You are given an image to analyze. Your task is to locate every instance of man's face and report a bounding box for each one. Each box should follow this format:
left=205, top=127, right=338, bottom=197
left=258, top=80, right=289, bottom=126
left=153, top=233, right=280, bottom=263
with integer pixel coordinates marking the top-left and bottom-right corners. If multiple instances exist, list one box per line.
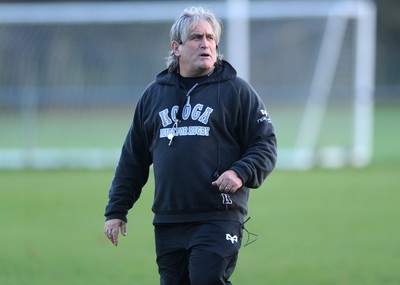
left=173, top=21, right=217, bottom=77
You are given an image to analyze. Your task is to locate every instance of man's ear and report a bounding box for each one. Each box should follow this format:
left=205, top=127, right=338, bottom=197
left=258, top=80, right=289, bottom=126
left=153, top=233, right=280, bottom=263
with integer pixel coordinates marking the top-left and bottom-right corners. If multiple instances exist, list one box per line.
left=171, top=41, right=181, bottom=57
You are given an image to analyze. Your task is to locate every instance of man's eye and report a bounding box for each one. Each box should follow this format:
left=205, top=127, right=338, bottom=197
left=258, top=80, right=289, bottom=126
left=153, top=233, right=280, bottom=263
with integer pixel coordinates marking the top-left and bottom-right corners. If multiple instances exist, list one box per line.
left=190, top=34, right=215, bottom=41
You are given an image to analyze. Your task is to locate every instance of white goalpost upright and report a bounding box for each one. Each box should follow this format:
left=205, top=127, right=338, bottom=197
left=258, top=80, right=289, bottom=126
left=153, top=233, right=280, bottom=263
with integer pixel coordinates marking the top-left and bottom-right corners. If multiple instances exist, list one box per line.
left=0, top=0, right=376, bottom=169
left=288, top=1, right=376, bottom=169
left=224, top=0, right=376, bottom=169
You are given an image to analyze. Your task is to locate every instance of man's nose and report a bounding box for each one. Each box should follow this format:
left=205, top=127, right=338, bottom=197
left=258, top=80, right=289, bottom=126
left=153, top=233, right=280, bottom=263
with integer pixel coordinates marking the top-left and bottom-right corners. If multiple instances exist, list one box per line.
left=200, top=37, right=209, bottom=48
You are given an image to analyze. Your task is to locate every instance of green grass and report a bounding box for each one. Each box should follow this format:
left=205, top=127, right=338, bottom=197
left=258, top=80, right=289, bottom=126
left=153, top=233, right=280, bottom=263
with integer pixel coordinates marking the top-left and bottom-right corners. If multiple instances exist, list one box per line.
left=1, top=165, right=399, bottom=285
left=1, top=104, right=399, bottom=284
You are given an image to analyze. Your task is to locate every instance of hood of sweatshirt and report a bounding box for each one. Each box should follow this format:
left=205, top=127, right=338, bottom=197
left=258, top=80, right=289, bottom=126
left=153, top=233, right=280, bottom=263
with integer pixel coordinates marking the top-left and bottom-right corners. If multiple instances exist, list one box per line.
left=155, top=60, right=237, bottom=86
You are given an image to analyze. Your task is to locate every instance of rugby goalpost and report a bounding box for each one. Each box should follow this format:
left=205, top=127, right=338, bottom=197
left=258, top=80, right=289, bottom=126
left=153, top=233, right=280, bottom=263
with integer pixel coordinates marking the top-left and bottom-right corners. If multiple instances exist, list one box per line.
left=0, top=0, right=376, bottom=169
left=226, top=0, right=376, bottom=169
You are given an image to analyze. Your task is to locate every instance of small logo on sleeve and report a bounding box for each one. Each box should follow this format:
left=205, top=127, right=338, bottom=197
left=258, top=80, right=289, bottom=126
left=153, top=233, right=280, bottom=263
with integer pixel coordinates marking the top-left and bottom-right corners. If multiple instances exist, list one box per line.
left=257, top=109, right=271, bottom=123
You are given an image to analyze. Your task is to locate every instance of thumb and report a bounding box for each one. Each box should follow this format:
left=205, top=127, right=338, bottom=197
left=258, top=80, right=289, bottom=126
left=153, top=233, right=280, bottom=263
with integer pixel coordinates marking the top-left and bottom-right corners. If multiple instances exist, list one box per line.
left=211, top=178, right=221, bottom=187
left=121, top=222, right=127, bottom=236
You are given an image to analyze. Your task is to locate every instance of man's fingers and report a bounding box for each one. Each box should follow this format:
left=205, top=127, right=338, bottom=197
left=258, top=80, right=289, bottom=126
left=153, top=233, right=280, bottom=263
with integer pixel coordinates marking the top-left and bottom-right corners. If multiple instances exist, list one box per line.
left=111, top=227, right=118, bottom=246
left=212, top=176, right=233, bottom=192
left=106, top=227, right=118, bottom=246
left=104, top=219, right=126, bottom=246
left=212, top=170, right=243, bottom=193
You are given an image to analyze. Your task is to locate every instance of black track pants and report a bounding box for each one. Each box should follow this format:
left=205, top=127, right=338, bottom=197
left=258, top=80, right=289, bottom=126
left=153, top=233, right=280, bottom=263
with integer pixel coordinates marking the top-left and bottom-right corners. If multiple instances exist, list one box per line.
left=155, top=221, right=243, bottom=285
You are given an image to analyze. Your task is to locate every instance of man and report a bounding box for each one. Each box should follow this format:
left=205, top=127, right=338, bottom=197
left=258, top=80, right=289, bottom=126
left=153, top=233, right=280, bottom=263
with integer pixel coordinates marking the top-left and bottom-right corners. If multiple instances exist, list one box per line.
left=104, top=6, right=277, bottom=285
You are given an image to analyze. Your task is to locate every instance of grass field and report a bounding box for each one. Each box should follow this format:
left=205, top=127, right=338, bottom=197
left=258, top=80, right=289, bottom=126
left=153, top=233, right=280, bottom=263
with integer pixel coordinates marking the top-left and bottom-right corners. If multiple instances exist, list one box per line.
left=1, top=104, right=399, bottom=284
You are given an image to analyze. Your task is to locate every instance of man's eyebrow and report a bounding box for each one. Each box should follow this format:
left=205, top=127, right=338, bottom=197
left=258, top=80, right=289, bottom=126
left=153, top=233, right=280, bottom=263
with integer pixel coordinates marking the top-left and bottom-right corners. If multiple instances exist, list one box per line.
left=190, top=32, right=215, bottom=38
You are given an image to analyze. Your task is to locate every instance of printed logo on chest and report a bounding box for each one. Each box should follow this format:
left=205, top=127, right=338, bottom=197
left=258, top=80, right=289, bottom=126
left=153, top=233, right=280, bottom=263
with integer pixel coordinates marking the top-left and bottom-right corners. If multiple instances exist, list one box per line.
left=158, top=103, right=214, bottom=139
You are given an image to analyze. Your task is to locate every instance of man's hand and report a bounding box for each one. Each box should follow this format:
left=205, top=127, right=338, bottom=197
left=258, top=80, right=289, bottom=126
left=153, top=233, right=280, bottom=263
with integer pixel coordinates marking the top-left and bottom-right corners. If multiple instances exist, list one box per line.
left=211, top=170, right=243, bottom=194
left=104, top=219, right=126, bottom=246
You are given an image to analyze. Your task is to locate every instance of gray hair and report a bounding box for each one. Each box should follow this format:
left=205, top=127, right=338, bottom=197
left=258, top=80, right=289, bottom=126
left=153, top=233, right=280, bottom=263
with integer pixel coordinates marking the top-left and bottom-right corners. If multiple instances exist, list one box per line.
left=166, top=7, right=223, bottom=72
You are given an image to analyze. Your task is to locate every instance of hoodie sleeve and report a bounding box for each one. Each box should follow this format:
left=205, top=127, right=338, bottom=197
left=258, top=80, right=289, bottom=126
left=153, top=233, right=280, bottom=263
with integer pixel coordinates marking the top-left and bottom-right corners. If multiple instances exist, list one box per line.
left=230, top=79, right=277, bottom=189
left=104, top=95, right=152, bottom=222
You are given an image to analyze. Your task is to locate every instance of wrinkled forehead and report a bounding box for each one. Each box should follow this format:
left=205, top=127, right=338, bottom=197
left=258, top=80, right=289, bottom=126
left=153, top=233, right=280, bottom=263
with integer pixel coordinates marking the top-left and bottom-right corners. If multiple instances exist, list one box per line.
left=185, top=19, right=219, bottom=42
left=189, top=21, right=214, bottom=35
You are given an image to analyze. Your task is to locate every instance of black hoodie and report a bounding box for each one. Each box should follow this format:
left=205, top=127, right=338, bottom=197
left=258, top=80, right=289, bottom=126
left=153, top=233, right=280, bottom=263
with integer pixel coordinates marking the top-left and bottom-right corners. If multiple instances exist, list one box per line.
left=105, top=60, right=277, bottom=224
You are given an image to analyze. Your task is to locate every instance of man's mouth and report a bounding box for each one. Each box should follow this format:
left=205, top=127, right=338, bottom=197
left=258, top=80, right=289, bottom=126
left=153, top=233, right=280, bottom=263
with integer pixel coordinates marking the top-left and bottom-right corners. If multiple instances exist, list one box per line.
left=200, top=53, right=211, bottom=57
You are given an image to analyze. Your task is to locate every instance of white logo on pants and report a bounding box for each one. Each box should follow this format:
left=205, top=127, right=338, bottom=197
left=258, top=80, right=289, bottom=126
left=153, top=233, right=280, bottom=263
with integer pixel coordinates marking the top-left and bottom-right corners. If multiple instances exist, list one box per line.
left=226, top=234, right=238, bottom=244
